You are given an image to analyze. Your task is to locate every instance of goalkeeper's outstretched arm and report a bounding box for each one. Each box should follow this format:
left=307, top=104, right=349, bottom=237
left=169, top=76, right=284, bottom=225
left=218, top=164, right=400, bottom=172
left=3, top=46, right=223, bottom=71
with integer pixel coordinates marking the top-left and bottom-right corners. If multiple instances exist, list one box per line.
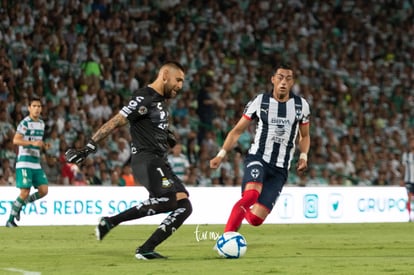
left=91, top=113, right=129, bottom=143
left=65, top=113, right=129, bottom=164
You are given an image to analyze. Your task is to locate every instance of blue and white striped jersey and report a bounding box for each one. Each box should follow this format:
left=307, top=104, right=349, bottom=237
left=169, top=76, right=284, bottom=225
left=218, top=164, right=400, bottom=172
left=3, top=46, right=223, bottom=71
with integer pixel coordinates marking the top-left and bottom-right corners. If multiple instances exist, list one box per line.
left=402, top=151, right=414, bottom=183
left=244, top=92, right=310, bottom=169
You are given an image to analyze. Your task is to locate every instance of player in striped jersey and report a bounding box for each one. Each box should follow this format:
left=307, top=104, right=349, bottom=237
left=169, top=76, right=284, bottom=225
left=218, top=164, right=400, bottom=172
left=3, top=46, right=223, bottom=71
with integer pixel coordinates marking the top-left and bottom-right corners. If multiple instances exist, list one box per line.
left=210, top=64, right=310, bottom=232
left=401, top=137, right=414, bottom=222
left=6, top=96, right=50, bottom=227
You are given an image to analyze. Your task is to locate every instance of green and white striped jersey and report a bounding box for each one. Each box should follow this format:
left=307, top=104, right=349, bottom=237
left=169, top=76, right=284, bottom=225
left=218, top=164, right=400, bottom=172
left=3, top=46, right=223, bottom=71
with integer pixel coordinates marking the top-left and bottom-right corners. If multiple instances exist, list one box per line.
left=15, top=116, right=45, bottom=169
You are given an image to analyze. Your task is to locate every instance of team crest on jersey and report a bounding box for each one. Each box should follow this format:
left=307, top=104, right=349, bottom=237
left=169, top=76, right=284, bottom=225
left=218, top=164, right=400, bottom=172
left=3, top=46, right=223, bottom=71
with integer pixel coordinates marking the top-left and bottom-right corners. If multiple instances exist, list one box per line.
left=161, top=177, right=172, bottom=188
left=138, top=106, right=148, bottom=115
left=295, top=104, right=302, bottom=120
left=251, top=168, right=260, bottom=179
left=275, top=124, right=286, bottom=138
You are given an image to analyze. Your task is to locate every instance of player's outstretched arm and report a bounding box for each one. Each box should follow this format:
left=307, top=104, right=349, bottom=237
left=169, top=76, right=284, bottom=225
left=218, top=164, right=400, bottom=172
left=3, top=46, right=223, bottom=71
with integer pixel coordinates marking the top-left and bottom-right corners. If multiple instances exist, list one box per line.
left=91, top=113, right=128, bottom=142
left=65, top=113, right=128, bottom=164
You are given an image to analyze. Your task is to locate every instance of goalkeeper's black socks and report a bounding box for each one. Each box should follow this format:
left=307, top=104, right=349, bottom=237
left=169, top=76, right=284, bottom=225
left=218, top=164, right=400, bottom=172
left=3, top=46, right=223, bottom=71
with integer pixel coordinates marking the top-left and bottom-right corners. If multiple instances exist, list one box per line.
left=139, top=198, right=192, bottom=252
left=109, top=194, right=177, bottom=226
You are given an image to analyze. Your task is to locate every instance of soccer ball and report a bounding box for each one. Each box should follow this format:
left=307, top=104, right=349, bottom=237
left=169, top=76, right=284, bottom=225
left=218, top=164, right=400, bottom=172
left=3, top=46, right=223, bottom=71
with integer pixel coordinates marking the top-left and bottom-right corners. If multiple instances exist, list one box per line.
left=215, top=231, right=247, bottom=259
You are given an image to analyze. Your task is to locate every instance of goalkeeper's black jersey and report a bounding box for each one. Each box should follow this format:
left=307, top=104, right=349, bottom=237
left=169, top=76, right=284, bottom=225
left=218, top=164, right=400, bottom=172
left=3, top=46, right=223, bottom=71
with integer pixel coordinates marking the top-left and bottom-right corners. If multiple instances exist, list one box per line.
left=120, top=86, right=170, bottom=157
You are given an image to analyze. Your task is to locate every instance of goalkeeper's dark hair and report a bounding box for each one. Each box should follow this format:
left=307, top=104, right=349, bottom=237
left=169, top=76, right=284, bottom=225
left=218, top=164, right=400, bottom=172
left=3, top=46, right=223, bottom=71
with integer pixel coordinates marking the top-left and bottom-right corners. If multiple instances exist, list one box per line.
left=162, top=61, right=185, bottom=73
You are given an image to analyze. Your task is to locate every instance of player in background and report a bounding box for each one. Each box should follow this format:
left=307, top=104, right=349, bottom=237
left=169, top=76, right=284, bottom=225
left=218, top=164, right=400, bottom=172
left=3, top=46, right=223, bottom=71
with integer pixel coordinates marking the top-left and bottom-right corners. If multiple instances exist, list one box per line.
left=167, top=143, right=190, bottom=183
left=401, top=137, right=414, bottom=222
left=210, top=63, right=310, bottom=232
left=6, top=96, right=50, bottom=227
left=65, top=61, right=192, bottom=260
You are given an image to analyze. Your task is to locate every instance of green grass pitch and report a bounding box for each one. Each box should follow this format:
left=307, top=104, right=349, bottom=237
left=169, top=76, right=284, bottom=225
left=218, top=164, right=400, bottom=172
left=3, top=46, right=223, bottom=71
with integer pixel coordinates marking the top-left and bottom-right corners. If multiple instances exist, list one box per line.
left=0, top=223, right=413, bottom=275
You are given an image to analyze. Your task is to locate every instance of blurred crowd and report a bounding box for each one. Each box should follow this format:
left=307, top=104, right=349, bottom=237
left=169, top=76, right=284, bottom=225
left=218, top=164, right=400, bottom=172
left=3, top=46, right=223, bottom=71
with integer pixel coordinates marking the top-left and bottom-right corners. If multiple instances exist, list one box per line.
left=1, top=0, right=414, bottom=187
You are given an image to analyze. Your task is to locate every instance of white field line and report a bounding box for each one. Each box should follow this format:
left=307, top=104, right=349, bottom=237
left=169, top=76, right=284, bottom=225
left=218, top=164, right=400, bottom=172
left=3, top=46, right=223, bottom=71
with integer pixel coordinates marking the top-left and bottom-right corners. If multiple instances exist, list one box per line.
left=2, top=268, right=41, bottom=275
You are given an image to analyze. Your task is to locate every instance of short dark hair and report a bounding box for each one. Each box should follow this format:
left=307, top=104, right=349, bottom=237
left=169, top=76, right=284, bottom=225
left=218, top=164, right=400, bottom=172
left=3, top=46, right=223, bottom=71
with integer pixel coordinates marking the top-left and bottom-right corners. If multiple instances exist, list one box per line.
left=28, top=95, right=42, bottom=105
left=162, top=61, right=185, bottom=73
left=275, top=63, right=294, bottom=71
left=274, top=63, right=295, bottom=77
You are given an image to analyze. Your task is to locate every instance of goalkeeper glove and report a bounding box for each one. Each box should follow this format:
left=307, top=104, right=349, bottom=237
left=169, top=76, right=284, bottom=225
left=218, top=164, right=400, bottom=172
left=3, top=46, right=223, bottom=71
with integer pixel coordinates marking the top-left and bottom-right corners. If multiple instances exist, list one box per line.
left=167, top=129, right=177, bottom=148
left=65, top=139, right=97, bottom=164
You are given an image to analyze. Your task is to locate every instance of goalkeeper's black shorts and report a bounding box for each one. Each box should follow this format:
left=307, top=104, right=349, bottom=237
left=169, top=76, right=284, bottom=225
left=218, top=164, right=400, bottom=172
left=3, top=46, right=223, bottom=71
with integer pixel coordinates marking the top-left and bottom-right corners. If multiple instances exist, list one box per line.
left=131, top=151, right=189, bottom=198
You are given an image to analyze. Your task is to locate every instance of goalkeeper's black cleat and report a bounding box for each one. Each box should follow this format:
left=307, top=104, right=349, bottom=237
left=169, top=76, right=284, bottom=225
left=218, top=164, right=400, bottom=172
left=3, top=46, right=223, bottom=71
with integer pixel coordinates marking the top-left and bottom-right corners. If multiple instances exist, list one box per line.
left=95, top=217, right=114, bottom=241
left=135, top=247, right=167, bottom=260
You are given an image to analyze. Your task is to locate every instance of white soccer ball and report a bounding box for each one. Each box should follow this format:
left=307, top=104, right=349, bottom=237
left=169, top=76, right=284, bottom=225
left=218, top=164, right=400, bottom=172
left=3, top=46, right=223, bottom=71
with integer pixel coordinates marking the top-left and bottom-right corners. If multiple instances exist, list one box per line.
left=215, top=231, right=247, bottom=259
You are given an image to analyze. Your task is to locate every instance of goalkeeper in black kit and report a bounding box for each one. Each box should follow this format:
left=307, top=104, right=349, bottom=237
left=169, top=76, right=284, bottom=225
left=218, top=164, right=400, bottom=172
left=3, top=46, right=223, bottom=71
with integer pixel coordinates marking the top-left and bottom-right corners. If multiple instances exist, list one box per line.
left=65, top=61, right=192, bottom=260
